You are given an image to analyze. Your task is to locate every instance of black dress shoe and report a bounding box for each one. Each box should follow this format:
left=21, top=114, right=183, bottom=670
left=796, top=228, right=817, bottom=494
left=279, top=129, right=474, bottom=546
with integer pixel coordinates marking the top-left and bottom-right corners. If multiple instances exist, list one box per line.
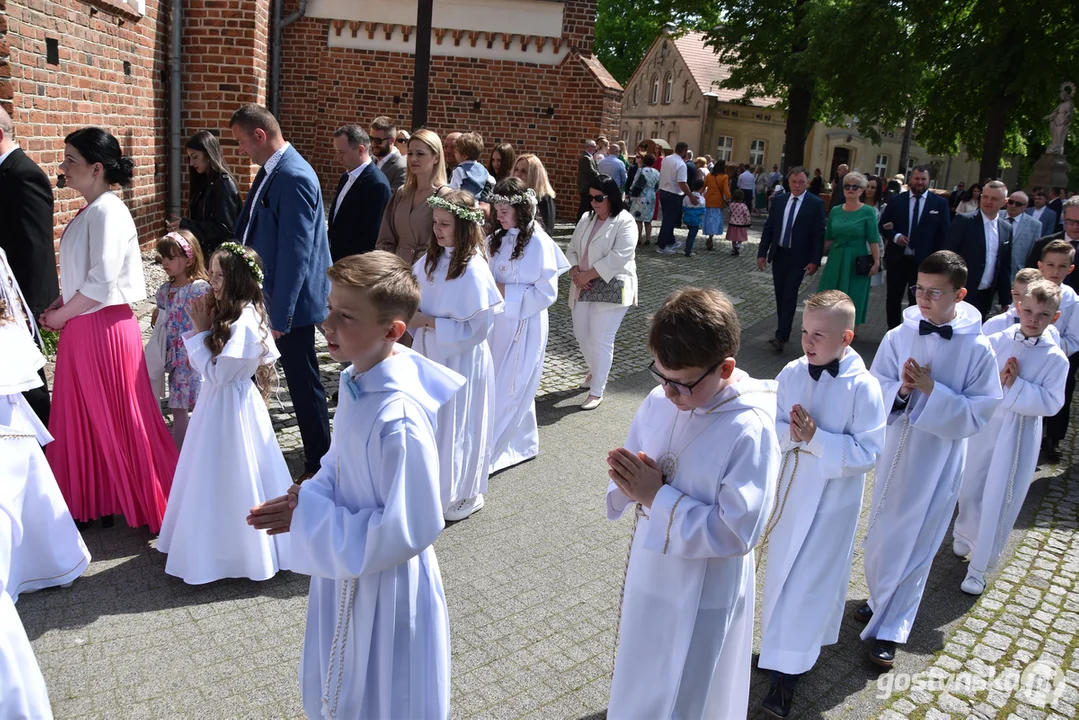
left=101, top=515, right=115, bottom=529
left=761, top=672, right=799, bottom=718
left=870, top=639, right=897, bottom=668
left=853, top=602, right=873, bottom=623
left=768, top=338, right=785, bottom=352
left=1042, top=437, right=1061, bottom=463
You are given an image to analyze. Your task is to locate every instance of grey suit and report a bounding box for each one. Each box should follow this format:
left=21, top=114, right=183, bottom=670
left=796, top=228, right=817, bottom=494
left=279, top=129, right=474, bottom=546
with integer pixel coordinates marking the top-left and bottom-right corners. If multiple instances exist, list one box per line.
left=377, top=151, right=408, bottom=193
left=998, top=211, right=1041, bottom=283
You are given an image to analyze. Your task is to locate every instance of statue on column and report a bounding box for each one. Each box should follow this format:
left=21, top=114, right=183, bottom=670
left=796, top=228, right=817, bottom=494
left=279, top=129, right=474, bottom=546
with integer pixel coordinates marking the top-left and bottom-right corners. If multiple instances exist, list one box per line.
left=1045, top=81, right=1075, bottom=155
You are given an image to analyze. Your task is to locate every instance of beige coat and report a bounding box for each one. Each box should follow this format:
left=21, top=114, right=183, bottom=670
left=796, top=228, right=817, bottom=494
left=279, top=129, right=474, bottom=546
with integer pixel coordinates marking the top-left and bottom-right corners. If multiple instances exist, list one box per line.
left=376, top=185, right=448, bottom=266
left=565, top=209, right=639, bottom=309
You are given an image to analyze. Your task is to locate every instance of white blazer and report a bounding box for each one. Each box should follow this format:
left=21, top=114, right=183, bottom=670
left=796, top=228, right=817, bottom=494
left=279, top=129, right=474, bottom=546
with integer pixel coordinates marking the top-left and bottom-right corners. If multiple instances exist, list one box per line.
left=566, top=209, right=639, bottom=309
left=58, top=192, right=146, bottom=313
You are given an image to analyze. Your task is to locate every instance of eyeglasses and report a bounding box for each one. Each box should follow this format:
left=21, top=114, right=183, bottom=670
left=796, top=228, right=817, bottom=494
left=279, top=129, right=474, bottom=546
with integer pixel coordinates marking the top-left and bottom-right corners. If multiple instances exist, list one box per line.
left=370, top=135, right=393, bottom=144
left=1063, top=218, right=1079, bottom=227
left=648, top=360, right=720, bottom=396
left=1007, top=200, right=1027, bottom=207
left=843, top=184, right=863, bottom=191
left=912, top=285, right=955, bottom=301
left=589, top=194, right=607, bottom=203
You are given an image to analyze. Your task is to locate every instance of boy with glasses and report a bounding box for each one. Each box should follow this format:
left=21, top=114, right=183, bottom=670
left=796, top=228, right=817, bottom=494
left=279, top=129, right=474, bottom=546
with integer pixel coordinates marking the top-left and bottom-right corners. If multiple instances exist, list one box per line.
left=856, top=250, right=1002, bottom=668
left=605, top=287, right=780, bottom=719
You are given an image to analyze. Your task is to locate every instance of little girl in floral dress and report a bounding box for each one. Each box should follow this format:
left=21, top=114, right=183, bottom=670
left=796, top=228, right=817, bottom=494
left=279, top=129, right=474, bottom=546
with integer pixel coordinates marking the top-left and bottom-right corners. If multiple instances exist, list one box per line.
left=727, top=189, right=752, bottom=257
left=152, top=230, right=210, bottom=448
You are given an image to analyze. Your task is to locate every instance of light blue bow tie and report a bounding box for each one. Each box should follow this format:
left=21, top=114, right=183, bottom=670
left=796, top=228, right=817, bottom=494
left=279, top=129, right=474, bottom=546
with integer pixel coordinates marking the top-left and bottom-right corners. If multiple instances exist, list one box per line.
left=344, top=372, right=364, bottom=401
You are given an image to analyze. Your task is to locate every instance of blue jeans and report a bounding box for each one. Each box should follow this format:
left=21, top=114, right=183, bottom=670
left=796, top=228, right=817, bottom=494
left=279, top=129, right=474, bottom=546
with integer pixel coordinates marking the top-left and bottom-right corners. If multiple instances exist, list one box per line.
left=656, top=190, right=683, bottom=248
left=684, top=225, right=700, bottom=254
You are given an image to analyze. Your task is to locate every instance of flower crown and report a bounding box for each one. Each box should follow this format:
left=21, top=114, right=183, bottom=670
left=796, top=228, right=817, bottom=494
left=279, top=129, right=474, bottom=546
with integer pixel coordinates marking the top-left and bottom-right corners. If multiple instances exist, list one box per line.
left=427, top=195, right=485, bottom=225
left=490, top=188, right=538, bottom=207
left=218, top=242, right=264, bottom=287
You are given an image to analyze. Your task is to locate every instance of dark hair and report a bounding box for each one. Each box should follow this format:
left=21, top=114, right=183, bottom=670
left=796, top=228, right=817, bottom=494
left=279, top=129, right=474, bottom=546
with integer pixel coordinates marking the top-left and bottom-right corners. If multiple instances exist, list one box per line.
left=488, top=142, right=516, bottom=183
left=732, top=188, right=745, bottom=203
left=64, top=127, right=134, bottom=186
left=229, top=103, right=281, bottom=138
left=919, top=250, right=968, bottom=290
left=864, top=174, right=883, bottom=206
left=674, top=141, right=690, bottom=154
left=425, top=189, right=486, bottom=282
left=369, top=116, right=397, bottom=136
left=648, top=287, right=740, bottom=370
left=589, top=174, right=626, bottom=216
left=1035, top=190, right=1050, bottom=200
left=185, top=130, right=235, bottom=181
left=489, top=177, right=536, bottom=261
left=787, top=165, right=809, bottom=179
left=690, top=175, right=704, bottom=193
left=334, top=124, right=371, bottom=151
left=911, top=164, right=931, bottom=175
left=642, top=153, right=656, bottom=167
left=711, top=159, right=726, bottom=175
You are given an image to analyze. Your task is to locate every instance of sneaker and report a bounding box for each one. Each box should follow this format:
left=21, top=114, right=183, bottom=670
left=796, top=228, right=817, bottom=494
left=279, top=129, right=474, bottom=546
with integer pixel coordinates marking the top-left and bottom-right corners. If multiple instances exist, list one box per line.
left=445, top=494, right=484, bottom=522
left=658, top=246, right=676, bottom=255
left=961, top=573, right=986, bottom=596
left=953, top=538, right=972, bottom=557
left=670, top=241, right=684, bottom=251
left=581, top=395, right=603, bottom=411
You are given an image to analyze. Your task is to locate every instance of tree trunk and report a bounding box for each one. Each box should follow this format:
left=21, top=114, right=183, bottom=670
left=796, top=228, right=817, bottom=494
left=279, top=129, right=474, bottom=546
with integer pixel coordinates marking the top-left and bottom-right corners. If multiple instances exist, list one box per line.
left=897, top=106, right=915, bottom=178
left=979, top=93, right=1015, bottom=182
left=783, top=84, right=813, bottom=169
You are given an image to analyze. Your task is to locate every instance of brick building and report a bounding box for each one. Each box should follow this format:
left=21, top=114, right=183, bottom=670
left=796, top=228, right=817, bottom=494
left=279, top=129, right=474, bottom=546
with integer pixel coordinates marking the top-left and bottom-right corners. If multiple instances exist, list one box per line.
left=0, top=0, right=621, bottom=251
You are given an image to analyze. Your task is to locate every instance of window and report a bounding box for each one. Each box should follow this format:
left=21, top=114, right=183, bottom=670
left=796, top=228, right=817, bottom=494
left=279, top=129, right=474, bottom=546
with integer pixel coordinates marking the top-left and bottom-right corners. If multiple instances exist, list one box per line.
left=716, top=136, right=734, bottom=163
left=906, top=157, right=918, bottom=174
left=663, top=73, right=673, bottom=104
left=650, top=75, right=659, bottom=105
left=683, top=80, right=690, bottom=104
left=632, top=85, right=638, bottom=107
left=749, top=139, right=765, bottom=166
left=874, top=154, right=888, bottom=177
left=635, top=129, right=644, bottom=146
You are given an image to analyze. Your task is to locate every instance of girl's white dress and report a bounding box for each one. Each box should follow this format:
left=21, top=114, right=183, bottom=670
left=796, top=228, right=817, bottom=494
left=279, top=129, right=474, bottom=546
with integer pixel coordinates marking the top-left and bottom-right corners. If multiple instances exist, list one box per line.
left=156, top=305, right=291, bottom=583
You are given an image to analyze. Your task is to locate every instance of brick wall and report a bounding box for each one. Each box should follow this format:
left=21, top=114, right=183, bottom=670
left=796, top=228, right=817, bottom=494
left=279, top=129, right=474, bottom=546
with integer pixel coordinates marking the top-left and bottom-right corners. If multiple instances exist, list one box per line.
left=3, top=0, right=168, bottom=251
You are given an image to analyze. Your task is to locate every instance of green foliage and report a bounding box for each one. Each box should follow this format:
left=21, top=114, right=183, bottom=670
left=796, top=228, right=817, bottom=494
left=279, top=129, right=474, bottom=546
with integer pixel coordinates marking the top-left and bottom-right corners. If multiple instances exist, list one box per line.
left=40, top=329, right=59, bottom=360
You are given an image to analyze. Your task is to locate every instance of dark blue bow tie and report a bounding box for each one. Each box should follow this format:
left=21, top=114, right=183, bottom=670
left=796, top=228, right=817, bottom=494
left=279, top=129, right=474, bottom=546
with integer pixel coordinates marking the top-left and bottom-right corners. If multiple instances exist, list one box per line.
left=1013, top=316, right=1021, bottom=324
left=808, top=358, right=840, bottom=381
left=919, top=320, right=953, bottom=340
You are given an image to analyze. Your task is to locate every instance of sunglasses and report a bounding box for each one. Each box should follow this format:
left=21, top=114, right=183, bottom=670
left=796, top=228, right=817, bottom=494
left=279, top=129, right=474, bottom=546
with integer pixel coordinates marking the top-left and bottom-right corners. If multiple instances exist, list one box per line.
left=1006, top=200, right=1027, bottom=207
left=648, top=360, right=720, bottom=396
left=370, top=136, right=393, bottom=144
left=843, top=184, right=863, bottom=191
left=589, top=194, right=608, bottom=203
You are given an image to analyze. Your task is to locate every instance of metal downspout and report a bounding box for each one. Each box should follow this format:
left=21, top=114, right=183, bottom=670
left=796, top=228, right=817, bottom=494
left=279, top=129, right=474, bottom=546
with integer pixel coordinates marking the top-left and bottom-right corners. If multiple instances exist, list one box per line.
left=169, top=0, right=183, bottom=220
left=271, top=0, right=308, bottom=118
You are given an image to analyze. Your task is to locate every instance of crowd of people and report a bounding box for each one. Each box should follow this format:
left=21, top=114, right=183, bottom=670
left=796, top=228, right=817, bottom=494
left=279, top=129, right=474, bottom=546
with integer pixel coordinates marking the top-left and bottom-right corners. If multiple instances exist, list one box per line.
left=1, top=97, right=1078, bottom=719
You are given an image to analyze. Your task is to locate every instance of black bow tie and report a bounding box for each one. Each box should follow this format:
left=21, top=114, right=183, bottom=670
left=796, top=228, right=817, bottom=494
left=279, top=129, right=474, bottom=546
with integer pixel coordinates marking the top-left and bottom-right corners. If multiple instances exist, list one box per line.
left=1013, top=316, right=1021, bottom=324
left=919, top=320, right=954, bottom=339
left=808, top=358, right=840, bottom=381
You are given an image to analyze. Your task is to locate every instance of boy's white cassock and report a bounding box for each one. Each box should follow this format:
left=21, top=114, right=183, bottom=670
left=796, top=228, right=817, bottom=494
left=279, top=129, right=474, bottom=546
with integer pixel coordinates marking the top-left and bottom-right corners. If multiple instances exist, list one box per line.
left=954, top=326, right=1067, bottom=574
left=0, top=319, right=90, bottom=603
left=412, top=251, right=504, bottom=507
left=760, top=349, right=886, bottom=674
left=606, top=373, right=780, bottom=719
left=1054, top=284, right=1079, bottom=356
left=982, top=306, right=1061, bottom=345
left=863, top=302, right=1001, bottom=643
left=157, top=305, right=292, bottom=584
left=487, top=225, right=569, bottom=472
left=290, top=347, right=464, bottom=720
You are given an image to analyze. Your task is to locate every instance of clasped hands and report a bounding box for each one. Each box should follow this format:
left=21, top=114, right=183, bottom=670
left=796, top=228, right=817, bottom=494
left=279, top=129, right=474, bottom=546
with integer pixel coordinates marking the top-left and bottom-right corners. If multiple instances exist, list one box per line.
left=188, top=293, right=217, bottom=333
left=789, top=403, right=817, bottom=443
left=1000, top=356, right=1018, bottom=389
left=899, top=358, right=934, bottom=398
left=246, top=482, right=302, bottom=535
left=607, top=448, right=663, bottom=509
left=569, top=265, right=600, bottom=291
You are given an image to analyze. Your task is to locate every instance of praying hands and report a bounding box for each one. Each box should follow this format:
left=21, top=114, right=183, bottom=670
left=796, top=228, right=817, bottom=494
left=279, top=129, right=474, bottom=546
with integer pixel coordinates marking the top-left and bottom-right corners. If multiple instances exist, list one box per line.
left=789, top=404, right=817, bottom=443
left=607, top=448, right=664, bottom=509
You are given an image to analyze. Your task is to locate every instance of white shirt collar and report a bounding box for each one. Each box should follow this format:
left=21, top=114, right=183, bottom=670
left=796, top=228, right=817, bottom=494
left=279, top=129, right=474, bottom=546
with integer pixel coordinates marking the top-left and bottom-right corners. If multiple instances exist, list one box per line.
left=981, top=211, right=997, bottom=226
left=348, top=159, right=370, bottom=180
left=262, top=142, right=291, bottom=173
left=0, top=144, right=18, bottom=168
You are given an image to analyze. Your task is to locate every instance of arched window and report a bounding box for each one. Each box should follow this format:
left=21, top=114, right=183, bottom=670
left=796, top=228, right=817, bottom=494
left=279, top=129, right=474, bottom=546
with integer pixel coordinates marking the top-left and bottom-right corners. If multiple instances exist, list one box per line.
left=683, top=79, right=690, bottom=103
left=650, top=75, right=660, bottom=105
left=663, top=73, right=674, bottom=104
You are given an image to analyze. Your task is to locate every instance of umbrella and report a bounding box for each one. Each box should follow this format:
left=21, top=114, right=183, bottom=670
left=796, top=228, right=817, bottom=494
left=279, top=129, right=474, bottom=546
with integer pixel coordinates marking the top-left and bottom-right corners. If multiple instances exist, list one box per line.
left=650, top=138, right=672, bottom=151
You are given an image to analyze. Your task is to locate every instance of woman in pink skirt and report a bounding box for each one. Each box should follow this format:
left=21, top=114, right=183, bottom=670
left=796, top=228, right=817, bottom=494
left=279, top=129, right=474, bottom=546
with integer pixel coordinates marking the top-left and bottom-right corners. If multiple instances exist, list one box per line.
left=39, top=127, right=178, bottom=533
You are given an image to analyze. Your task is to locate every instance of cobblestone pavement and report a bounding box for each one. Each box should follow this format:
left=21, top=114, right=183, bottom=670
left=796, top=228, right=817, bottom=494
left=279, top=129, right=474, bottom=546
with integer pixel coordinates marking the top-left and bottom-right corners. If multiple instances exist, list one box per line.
left=19, top=217, right=1078, bottom=719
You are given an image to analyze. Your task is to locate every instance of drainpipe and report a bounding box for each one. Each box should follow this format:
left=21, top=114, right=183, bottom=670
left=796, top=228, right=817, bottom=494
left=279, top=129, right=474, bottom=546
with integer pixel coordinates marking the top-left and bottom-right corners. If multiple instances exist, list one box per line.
left=168, top=0, right=182, bottom=220
left=271, top=0, right=308, bottom=118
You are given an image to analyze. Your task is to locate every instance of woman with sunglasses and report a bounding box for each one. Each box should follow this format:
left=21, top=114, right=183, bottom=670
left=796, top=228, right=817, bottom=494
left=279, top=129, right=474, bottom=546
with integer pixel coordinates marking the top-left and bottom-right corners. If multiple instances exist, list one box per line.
left=566, top=174, right=639, bottom=410
left=394, top=130, right=410, bottom=155
left=816, top=171, right=882, bottom=330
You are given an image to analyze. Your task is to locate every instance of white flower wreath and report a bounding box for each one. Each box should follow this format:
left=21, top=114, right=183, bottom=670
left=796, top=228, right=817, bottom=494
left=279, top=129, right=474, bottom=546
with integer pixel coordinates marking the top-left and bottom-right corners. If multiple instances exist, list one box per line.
left=218, top=242, right=265, bottom=287
left=489, top=188, right=538, bottom=207
left=427, top=195, right=486, bottom=225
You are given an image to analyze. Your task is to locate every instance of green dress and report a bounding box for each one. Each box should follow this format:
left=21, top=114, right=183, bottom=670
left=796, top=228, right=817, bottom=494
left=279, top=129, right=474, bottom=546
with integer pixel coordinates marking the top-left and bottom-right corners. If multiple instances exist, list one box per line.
left=817, top=204, right=881, bottom=324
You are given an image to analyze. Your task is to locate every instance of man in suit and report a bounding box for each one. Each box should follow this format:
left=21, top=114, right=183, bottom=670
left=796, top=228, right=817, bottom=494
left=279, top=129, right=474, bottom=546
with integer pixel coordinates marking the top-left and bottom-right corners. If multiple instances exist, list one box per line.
left=368, top=116, right=407, bottom=193
left=1025, top=196, right=1079, bottom=291
left=231, top=104, right=332, bottom=480
left=944, top=180, right=1012, bottom=319
left=1049, top=186, right=1065, bottom=233
left=1026, top=190, right=1058, bottom=236
left=577, top=139, right=600, bottom=220
left=829, top=163, right=849, bottom=210
left=878, top=165, right=952, bottom=328
left=328, top=125, right=391, bottom=262
left=0, top=106, right=57, bottom=426
left=998, top=191, right=1040, bottom=283
left=757, top=166, right=826, bottom=352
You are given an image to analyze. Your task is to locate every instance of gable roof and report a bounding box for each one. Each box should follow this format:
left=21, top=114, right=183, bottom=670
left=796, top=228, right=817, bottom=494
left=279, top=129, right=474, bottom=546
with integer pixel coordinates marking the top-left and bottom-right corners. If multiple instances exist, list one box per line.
left=670, top=31, right=780, bottom=108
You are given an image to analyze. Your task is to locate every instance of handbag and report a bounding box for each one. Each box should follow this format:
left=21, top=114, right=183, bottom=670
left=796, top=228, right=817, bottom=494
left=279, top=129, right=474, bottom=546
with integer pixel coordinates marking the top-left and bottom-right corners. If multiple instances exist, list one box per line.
left=579, top=277, right=626, bottom=304
left=145, top=320, right=168, bottom=401
left=855, top=255, right=874, bottom=276
left=629, top=172, right=645, bottom=198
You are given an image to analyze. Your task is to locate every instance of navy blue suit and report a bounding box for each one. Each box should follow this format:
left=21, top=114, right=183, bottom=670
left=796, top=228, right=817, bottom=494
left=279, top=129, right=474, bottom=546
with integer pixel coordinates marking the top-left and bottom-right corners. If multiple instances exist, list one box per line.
left=758, top=191, right=826, bottom=343
left=878, top=191, right=951, bottom=328
left=328, top=163, right=392, bottom=262
left=1025, top=206, right=1058, bottom=237
left=235, top=145, right=332, bottom=473
left=944, top=211, right=1013, bottom=318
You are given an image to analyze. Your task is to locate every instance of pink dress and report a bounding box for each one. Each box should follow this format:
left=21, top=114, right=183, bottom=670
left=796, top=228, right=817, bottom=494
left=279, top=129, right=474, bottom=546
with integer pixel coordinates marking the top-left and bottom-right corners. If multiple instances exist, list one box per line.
left=47, top=193, right=178, bottom=533
left=727, top=202, right=751, bottom=245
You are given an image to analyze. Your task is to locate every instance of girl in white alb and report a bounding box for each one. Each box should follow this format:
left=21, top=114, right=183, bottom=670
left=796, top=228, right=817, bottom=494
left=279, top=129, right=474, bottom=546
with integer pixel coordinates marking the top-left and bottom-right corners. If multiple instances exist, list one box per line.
left=487, top=179, right=570, bottom=472
left=410, top=190, right=504, bottom=521
left=156, top=243, right=292, bottom=584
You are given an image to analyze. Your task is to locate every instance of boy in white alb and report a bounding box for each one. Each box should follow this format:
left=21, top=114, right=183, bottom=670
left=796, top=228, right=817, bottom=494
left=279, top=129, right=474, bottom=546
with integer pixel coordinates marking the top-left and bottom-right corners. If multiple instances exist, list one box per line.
left=1036, top=240, right=1079, bottom=462
left=982, top=268, right=1060, bottom=344
left=248, top=252, right=464, bottom=720
left=759, top=291, right=886, bottom=718
left=953, top=280, right=1067, bottom=595
left=857, top=251, right=1001, bottom=668
left=606, top=288, right=780, bottom=719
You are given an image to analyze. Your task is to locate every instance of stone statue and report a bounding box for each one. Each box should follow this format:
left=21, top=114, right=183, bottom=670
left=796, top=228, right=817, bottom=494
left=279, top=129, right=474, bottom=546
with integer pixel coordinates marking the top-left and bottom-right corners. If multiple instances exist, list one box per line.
left=1045, top=81, right=1075, bottom=155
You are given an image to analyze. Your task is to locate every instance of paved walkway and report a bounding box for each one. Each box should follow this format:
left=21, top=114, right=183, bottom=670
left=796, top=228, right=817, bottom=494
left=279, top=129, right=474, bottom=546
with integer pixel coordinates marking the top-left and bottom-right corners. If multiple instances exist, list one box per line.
left=18, top=219, right=1079, bottom=719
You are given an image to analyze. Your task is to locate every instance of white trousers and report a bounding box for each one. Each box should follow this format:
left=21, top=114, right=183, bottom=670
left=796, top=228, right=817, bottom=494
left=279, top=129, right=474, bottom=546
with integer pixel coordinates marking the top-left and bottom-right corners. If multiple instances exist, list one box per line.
left=571, top=302, right=629, bottom=397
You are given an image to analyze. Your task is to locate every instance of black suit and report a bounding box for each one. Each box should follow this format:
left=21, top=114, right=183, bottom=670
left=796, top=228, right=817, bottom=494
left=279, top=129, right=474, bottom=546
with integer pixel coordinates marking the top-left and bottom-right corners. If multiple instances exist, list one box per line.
left=1049, top=196, right=1064, bottom=233
left=758, top=191, right=826, bottom=343
left=878, top=191, right=952, bottom=328
left=944, top=211, right=1012, bottom=318
left=1025, top=232, right=1079, bottom=292
left=0, top=147, right=57, bottom=427
left=328, top=163, right=392, bottom=262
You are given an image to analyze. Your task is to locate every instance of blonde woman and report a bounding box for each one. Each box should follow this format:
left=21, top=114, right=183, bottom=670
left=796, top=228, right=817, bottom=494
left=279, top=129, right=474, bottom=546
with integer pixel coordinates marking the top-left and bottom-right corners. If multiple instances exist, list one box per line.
left=376, top=128, right=450, bottom=266
left=513, top=153, right=558, bottom=232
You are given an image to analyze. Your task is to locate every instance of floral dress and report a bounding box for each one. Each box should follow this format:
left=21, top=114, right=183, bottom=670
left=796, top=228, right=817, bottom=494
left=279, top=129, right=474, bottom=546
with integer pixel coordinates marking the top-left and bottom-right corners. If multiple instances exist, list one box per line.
left=155, top=279, right=211, bottom=410
left=628, top=167, right=660, bottom=223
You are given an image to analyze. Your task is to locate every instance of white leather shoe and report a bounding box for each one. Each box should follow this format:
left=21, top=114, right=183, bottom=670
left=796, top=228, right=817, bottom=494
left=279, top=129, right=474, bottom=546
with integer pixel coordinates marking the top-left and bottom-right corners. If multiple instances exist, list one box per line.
left=581, top=395, right=603, bottom=411
left=445, top=494, right=484, bottom=522
left=953, top=538, right=972, bottom=557
left=961, top=574, right=986, bottom=596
